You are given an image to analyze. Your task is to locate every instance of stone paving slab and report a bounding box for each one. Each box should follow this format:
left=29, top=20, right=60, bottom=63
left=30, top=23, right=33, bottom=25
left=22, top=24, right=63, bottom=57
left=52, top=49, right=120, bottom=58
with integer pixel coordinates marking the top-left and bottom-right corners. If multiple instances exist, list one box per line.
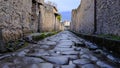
left=56, top=40, right=74, bottom=48
left=37, top=63, right=54, bottom=68
left=41, top=56, right=69, bottom=65
left=38, top=41, right=57, bottom=46
left=61, top=51, right=79, bottom=55
left=62, top=64, right=76, bottom=68
left=54, top=47, right=74, bottom=52
left=81, top=64, right=99, bottom=68
left=73, top=59, right=91, bottom=65
left=96, top=61, right=113, bottom=68
left=0, top=31, right=120, bottom=68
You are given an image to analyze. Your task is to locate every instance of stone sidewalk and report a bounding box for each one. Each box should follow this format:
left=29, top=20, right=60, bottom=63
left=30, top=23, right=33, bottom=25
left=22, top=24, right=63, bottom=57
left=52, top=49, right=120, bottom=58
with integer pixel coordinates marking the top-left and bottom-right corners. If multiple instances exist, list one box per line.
left=0, top=31, right=119, bottom=68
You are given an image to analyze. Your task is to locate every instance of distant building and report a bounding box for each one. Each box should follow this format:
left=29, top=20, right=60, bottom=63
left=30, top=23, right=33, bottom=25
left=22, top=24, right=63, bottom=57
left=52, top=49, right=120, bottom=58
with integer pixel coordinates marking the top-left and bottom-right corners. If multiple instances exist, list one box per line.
left=63, top=21, right=71, bottom=30
left=43, top=3, right=63, bottom=32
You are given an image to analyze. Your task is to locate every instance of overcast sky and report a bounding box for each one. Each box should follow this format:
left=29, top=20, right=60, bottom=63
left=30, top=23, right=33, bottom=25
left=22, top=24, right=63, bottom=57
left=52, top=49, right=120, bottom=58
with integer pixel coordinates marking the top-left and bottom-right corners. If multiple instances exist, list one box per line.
left=45, top=0, right=81, bottom=12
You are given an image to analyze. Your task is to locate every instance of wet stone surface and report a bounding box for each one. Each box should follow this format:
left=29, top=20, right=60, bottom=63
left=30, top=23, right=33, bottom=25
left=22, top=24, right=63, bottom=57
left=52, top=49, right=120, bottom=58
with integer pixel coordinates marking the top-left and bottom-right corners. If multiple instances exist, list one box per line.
left=0, top=31, right=120, bottom=68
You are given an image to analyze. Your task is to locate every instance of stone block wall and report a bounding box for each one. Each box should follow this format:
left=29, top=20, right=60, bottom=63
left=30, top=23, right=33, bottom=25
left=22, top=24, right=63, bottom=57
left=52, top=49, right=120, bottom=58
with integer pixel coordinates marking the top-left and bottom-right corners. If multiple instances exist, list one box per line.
left=71, top=0, right=94, bottom=34
left=0, top=0, right=46, bottom=42
left=43, top=5, right=55, bottom=31
left=71, top=0, right=120, bottom=36
left=43, top=4, right=55, bottom=32
left=42, top=4, right=63, bottom=32
left=0, top=0, right=32, bottom=42
left=96, top=0, right=120, bottom=36
left=55, top=18, right=62, bottom=31
left=0, top=0, right=63, bottom=42
left=31, top=0, right=44, bottom=33
left=71, top=9, right=77, bottom=32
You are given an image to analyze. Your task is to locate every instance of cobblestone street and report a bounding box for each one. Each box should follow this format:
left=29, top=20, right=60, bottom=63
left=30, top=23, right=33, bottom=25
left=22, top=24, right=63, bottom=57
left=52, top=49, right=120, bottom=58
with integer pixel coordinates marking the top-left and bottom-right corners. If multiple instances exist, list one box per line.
left=0, top=31, right=119, bottom=68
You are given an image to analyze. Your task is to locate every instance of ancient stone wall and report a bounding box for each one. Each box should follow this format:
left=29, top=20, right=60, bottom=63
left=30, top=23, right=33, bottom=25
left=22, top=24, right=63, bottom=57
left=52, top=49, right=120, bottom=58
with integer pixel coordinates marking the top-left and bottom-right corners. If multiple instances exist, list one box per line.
left=0, top=0, right=46, bottom=42
left=96, top=0, right=120, bottom=36
left=71, top=0, right=94, bottom=34
left=55, top=17, right=63, bottom=31
left=0, top=0, right=63, bottom=42
left=42, top=4, right=62, bottom=32
left=31, top=0, right=38, bottom=32
left=55, top=17, right=59, bottom=31
left=42, top=4, right=55, bottom=32
left=31, top=0, right=45, bottom=32
left=71, top=9, right=77, bottom=32
left=0, top=0, right=32, bottom=42
left=71, top=0, right=120, bottom=36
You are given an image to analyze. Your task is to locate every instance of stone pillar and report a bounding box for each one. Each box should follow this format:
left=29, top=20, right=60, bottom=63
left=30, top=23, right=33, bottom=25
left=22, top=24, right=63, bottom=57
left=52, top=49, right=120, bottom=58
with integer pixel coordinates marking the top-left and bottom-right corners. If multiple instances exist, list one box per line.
left=0, top=28, right=6, bottom=52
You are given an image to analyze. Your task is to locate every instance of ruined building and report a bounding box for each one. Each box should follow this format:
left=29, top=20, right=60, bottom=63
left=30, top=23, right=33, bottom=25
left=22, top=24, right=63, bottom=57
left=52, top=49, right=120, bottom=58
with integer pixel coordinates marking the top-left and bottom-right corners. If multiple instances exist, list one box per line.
left=0, top=0, right=63, bottom=42
left=43, top=3, right=62, bottom=32
left=71, top=0, right=120, bottom=36
left=71, top=0, right=94, bottom=34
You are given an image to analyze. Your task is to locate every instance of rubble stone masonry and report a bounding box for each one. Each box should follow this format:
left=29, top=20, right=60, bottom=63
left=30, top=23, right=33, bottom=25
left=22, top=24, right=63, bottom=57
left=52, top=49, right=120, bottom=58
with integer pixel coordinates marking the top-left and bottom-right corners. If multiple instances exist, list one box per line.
left=0, top=0, right=63, bottom=42
left=71, top=0, right=94, bottom=34
left=96, top=0, right=120, bottom=36
left=71, top=0, right=120, bottom=36
left=0, top=0, right=32, bottom=42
